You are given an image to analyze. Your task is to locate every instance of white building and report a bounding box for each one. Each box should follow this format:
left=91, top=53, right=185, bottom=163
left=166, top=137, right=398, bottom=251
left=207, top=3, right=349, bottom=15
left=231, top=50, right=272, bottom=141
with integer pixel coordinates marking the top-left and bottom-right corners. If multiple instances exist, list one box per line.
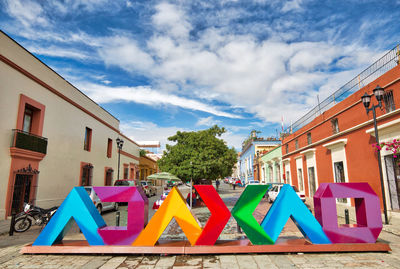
left=0, top=31, right=140, bottom=218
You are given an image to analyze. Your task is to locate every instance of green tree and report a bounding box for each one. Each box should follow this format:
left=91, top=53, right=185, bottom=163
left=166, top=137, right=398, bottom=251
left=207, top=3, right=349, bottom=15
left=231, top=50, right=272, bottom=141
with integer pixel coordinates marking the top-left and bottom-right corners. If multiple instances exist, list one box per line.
left=158, top=125, right=237, bottom=184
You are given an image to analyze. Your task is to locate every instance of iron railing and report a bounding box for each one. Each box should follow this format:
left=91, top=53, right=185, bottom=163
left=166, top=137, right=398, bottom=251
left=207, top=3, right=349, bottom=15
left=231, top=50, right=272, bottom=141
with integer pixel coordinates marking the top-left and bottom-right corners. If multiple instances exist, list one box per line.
left=11, top=129, right=48, bottom=154
left=285, top=44, right=400, bottom=133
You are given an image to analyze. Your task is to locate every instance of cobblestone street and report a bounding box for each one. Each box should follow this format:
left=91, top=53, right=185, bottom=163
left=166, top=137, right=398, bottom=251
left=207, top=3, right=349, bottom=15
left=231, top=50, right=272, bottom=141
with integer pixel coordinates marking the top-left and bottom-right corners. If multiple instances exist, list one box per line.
left=1, top=183, right=400, bottom=268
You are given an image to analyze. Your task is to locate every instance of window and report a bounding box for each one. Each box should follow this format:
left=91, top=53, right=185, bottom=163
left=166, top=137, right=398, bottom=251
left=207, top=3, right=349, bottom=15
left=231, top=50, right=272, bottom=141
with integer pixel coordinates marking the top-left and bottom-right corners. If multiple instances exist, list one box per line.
left=84, top=127, right=92, bottom=151
left=107, top=138, right=112, bottom=158
left=81, top=164, right=93, bottom=186
left=23, top=107, right=33, bottom=133
left=285, top=144, right=289, bottom=154
left=307, top=133, right=312, bottom=145
left=295, top=139, right=298, bottom=150
left=383, top=90, right=395, bottom=113
left=331, top=118, right=339, bottom=134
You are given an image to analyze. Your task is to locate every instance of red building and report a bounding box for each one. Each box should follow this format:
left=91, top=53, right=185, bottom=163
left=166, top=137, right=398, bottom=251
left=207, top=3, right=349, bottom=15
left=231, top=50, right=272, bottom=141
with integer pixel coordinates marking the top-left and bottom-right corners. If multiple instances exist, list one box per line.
left=281, top=47, right=400, bottom=217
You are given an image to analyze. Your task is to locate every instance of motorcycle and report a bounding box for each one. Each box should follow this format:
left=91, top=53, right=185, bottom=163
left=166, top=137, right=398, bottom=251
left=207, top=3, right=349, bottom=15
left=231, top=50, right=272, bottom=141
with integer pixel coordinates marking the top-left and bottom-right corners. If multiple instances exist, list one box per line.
left=13, top=203, right=58, bottom=233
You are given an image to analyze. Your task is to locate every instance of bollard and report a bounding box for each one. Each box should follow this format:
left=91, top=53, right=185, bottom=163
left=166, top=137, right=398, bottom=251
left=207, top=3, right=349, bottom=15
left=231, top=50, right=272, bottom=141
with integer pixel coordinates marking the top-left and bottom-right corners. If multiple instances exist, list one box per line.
left=116, top=211, right=120, bottom=226
left=344, top=209, right=349, bottom=225
left=9, top=214, right=15, bottom=236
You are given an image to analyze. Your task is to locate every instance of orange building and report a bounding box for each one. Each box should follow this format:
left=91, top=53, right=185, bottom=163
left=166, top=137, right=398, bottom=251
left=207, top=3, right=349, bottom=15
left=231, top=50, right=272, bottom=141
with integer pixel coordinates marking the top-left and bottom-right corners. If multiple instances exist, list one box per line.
left=281, top=46, right=400, bottom=218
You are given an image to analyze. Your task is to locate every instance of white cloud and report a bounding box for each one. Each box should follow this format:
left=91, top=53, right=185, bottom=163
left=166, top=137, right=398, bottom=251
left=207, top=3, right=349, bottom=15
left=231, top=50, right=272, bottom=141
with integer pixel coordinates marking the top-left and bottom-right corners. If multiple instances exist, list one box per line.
left=2, top=0, right=386, bottom=128
left=98, top=36, right=154, bottom=73
left=120, top=120, right=243, bottom=151
left=78, top=82, right=242, bottom=119
left=281, top=0, right=304, bottom=12
left=152, top=2, right=192, bottom=39
left=5, top=0, right=49, bottom=27
left=27, top=45, right=90, bottom=60
left=196, top=116, right=221, bottom=126
left=119, top=121, right=187, bottom=151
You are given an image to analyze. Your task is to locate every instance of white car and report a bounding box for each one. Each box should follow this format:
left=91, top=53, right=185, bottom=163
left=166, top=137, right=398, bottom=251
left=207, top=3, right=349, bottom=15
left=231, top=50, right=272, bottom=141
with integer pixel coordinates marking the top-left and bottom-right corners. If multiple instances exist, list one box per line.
left=152, top=190, right=170, bottom=211
left=84, top=186, right=118, bottom=214
left=248, top=180, right=260, bottom=185
left=267, top=185, right=306, bottom=203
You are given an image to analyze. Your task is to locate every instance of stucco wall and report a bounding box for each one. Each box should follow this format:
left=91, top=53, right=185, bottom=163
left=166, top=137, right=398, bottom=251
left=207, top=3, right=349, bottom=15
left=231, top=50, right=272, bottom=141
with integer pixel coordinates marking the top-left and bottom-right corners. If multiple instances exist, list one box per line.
left=0, top=32, right=140, bottom=218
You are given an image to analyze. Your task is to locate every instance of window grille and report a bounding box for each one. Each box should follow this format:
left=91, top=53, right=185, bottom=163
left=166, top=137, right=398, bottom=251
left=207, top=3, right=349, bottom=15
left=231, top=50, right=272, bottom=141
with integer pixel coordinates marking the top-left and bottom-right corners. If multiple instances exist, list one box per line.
left=383, top=90, right=395, bottom=113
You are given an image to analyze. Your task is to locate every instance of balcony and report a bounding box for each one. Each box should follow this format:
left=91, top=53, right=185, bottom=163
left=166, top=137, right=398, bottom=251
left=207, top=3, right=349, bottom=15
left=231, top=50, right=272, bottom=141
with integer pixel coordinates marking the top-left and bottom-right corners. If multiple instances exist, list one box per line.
left=11, top=129, right=48, bottom=154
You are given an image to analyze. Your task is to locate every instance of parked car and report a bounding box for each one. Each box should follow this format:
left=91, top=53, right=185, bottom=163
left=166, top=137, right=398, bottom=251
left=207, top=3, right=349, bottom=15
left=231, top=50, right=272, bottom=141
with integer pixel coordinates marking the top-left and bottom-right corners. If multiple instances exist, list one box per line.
left=248, top=180, right=260, bottom=185
left=152, top=190, right=170, bottom=211
left=140, top=181, right=157, bottom=197
left=84, top=186, right=118, bottom=214
left=114, top=179, right=136, bottom=186
left=267, top=184, right=306, bottom=203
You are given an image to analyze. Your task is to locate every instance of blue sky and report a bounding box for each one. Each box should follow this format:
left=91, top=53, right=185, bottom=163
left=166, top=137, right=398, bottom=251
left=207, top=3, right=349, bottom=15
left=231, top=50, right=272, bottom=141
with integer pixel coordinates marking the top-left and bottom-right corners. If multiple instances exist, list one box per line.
left=1, top=0, right=399, bottom=151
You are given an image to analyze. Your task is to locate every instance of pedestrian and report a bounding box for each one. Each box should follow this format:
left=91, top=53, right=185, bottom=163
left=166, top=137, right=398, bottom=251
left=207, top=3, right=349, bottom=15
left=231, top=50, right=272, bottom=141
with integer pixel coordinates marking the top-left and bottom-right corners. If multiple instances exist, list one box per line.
left=216, top=179, right=220, bottom=191
left=186, top=189, right=197, bottom=207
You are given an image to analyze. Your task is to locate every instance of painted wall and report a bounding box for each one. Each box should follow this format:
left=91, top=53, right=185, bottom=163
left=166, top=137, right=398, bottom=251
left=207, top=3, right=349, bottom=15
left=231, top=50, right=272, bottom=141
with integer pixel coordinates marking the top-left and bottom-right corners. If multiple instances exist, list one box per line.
left=260, top=146, right=283, bottom=183
left=0, top=32, right=140, bottom=218
left=281, top=63, right=400, bottom=212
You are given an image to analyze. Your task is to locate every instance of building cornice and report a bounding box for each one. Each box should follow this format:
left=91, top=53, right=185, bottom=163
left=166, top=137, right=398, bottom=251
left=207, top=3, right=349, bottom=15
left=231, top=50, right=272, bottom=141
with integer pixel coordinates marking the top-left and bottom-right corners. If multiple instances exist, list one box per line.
left=366, top=118, right=400, bottom=136
left=300, top=148, right=316, bottom=155
left=323, top=139, right=348, bottom=150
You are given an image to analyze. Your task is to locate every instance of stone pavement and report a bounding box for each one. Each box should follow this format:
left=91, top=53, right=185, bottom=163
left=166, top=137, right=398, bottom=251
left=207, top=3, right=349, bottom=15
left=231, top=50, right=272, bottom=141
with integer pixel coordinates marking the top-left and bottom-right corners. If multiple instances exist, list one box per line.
left=1, top=183, right=400, bottom=268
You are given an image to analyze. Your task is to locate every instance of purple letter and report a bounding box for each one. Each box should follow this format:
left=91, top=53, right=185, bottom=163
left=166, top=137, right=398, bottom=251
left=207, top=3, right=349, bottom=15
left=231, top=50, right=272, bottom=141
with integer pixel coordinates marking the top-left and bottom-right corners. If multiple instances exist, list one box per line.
left=94, top=187, right=148, bottom=245
left=314, top=183, right=382, bottom=243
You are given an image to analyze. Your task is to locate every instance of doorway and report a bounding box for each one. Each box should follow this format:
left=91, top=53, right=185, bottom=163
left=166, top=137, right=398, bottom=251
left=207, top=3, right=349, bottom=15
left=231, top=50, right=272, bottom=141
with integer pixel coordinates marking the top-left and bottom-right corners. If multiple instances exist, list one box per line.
left=384, top=155, right=400, bottom=210
left=105, top=169, right=113, bottom=186
left=308, top=167, right=316, bottom=197
left=11, top=174, right=33, bottom=214
left=334, top=161, right=347, bottom=203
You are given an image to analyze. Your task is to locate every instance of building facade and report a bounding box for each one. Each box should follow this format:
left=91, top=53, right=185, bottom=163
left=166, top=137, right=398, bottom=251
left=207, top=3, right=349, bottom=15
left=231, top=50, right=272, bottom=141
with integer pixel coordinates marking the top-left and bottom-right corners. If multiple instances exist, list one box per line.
left=281, top=58, right=400, bottom=214
left=139, top=155, right=159, bottom=184
left=260, top=145, right=283, bottom=184
left=239, top=131, right=281, bottom=183
left=0, top=31, right=140, bottom=218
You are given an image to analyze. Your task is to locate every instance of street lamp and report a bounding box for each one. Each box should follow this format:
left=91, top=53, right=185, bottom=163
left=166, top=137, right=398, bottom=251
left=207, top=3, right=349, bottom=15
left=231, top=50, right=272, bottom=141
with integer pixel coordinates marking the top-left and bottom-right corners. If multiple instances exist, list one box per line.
left=116, top=137, right=124, bottom=180
left=361, top=85, right=389, bottom=224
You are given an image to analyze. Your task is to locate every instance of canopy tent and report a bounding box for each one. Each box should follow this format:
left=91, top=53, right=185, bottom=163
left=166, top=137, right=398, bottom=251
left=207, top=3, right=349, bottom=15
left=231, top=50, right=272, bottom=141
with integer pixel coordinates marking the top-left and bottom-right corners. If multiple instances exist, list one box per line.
left=147, top=172, right=180, bottom=181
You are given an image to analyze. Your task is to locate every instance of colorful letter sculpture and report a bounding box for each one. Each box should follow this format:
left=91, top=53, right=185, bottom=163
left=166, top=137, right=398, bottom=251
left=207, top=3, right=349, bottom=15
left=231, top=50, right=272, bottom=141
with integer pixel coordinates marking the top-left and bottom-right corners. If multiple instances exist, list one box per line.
left=94, top=187, right=147, bottom=245
left=261, top=185, right=331, bottom=244
left=31, top=182, right=385, bottom=250
left=231, top=184, right=274, bottom=245
left=33, top=187, right=106, bottom=246
left=194, top=185, right=231, bottom=245
left=313, top=183, right=382, bottom=243
left=132, top=187, right=202, bottom=246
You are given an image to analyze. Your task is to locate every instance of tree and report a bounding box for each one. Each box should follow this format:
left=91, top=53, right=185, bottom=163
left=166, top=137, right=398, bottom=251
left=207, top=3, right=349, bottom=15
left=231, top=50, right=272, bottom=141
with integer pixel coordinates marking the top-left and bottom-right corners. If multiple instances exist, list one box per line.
left=139, top=149, right=147, bottom=157
left=158, top=125, right=237, bottom=184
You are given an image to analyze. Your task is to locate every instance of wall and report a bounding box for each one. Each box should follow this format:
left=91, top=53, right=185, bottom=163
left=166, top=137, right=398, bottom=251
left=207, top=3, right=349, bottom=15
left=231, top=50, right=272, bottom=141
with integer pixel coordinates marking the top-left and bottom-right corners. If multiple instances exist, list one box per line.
left=0, top=31, right=140, bottom=218
left=281, top=63, right=400, bottom=211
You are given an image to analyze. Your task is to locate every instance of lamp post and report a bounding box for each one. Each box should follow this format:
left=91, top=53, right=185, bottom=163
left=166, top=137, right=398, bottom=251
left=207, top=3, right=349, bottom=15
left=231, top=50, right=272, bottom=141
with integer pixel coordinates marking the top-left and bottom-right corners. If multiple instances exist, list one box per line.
left=361, top=85, right=389, bottom=225
left=116, top=138, right=124, bottom=180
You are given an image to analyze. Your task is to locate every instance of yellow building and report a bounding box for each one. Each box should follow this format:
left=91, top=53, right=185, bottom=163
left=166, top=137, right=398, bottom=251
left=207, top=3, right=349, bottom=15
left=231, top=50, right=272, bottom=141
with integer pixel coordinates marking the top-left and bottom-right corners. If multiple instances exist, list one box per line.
left=0, top=31, right=140, bottom=218
left=139, top=155, right=159, bottom=185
